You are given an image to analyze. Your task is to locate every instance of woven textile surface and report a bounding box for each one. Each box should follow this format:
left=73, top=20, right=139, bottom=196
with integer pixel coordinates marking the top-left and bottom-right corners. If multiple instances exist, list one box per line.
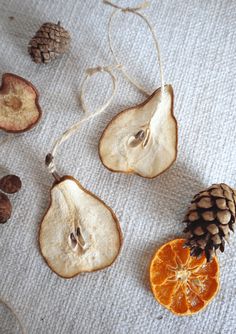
left=0, top=0, right=236, bottom=333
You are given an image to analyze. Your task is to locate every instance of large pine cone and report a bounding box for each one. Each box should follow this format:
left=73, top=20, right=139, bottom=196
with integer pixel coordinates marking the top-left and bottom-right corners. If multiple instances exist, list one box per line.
left=183, top=184, right=236, bottom=261
left=28, top=22, right=71, bottom=64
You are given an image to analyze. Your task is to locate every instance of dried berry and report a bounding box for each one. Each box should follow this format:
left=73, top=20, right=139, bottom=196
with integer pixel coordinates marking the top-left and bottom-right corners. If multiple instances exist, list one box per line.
left=0, top=175, right=22, bottom=194
left=0, top=192, right=12, bottom=224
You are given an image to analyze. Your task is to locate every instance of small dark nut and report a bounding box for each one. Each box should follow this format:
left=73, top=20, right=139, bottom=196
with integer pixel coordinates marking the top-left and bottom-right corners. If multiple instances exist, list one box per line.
left=0, top=192, right=12, bottom=224
left=0, top=175, right=22, bottom=194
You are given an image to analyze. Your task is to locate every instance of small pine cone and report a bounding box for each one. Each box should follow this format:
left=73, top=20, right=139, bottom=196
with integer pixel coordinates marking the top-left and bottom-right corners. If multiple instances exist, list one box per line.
left=183, top=183, right=236, bottom=261
left=0, top=192, right=12, bottom=224
left=28, top=22, right=71, bottom=64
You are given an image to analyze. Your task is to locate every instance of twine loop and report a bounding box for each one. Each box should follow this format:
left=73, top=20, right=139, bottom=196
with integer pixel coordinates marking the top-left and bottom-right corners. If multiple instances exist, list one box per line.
left=46, top=0, right=165, bottom=177
left=85, top=64, right=122, bottom=77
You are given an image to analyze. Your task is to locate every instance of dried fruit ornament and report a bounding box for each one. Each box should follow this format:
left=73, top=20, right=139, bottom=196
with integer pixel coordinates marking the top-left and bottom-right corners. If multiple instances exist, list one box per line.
left=0, top=73, right=42, bottom=133
left=99, top=1, right=178, bottom=178
left=40, top=67, right=122, bottom=278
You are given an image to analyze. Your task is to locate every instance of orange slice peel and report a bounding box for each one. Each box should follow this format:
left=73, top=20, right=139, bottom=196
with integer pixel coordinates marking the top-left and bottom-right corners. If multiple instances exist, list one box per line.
left=150, top=239, right=220, bottom=316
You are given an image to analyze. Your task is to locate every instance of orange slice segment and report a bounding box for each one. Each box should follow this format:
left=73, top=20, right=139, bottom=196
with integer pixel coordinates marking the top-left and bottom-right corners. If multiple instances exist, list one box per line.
left=191, top=259, right=218, bottom=278
left=170, top=284, right=188, bottom=314
left=151, top=260, right=174, bottom=285
left=154, top=281, right=177, bottom=306
left=157, top=243, right=177, bottom=268
left=150, top=239, right=220, bottom=316
left=186, top=286, right=205, bottom=313
left=189, top=277, right=219, bottom=301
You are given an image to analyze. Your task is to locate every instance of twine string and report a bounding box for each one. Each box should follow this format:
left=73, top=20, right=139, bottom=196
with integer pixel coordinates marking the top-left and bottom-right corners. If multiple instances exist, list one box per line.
left=46, top=64, right=120, bottom=176
left=46, top=0, right=165, bottom=177
left=80, top=64, right=122, bottom=115
left=104, top=0, right=165, bottom=97
left=103, top=0, right=149, bottom=12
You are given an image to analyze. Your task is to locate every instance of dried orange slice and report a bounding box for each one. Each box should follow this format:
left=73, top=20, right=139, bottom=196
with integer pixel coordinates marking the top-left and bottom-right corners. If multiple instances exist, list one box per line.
left=150, top=239, right=220, bottom=315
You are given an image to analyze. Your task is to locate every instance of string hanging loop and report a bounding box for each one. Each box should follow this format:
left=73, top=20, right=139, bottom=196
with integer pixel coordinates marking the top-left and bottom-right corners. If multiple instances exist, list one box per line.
left=104, top=0, right=165, bottom=97
left=46, top=64, right=120, bottom=177
left=46, top=0, right=166, bottom=177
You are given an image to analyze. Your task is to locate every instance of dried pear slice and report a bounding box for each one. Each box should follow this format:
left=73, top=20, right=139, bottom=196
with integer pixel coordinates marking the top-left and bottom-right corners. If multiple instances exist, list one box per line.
left=0, top=73, right=42, bottom=133
left=99, top=85, right=177, bottom=178
left=39, top=176, right=122, bottom=278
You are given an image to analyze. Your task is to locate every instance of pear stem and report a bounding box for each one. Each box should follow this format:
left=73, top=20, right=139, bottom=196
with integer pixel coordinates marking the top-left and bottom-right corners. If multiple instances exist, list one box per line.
left=52, top=171, right=61, bottom=182
left=45, top=153, right=62, bottom=182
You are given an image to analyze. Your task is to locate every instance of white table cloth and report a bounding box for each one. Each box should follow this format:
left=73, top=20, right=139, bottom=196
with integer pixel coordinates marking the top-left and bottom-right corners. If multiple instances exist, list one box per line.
left=0, top=0, right=236, bottom=333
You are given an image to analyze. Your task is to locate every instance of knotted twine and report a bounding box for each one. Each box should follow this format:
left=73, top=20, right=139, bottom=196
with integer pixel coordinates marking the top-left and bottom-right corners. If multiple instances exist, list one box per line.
left=46, top=0, right=165, bottom=177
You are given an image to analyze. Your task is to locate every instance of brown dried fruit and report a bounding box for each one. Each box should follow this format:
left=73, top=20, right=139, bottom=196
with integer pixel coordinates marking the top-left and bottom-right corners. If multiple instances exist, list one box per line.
left=99, top=85, right=177, bottom=178
left=0, top=192, right=12, bottom=224
left=0, top=175, right=22, bottom=194
left=0, top=73, right=42, bottom=133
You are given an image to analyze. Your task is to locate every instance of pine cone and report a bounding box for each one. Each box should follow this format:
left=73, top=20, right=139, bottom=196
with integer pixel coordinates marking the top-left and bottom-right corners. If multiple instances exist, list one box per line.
left=183, top=184, right=236, bottom=261
left=28, top=22, right=71, bottom=64
left=0, top=192, right=12, bottom=224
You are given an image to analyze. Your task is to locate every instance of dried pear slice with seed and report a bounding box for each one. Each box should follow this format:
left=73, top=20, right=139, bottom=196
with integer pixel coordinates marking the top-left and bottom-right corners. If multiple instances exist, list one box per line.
left=99, top=85, right=177, bottom=178
left=39, top=176, right=122, bottom=278
left=0, top=73, right=42, bottom=133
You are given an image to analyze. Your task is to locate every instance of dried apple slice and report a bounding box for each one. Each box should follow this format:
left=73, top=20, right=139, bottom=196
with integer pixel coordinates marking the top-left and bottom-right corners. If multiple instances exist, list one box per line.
left=39, top=176, right=122, bottom=278
left=0, top=73, right=42, bottom=133
left=99, top=85, right=177, bottom=178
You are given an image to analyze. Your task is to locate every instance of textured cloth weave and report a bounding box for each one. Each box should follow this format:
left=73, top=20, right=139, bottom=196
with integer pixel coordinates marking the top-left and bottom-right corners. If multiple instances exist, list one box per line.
left=0, top=0, right=236, bottom=333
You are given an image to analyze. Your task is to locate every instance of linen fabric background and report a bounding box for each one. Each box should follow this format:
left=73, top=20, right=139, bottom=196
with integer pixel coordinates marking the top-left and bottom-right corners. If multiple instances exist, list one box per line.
left=0, top=0, right=236, bottom=333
